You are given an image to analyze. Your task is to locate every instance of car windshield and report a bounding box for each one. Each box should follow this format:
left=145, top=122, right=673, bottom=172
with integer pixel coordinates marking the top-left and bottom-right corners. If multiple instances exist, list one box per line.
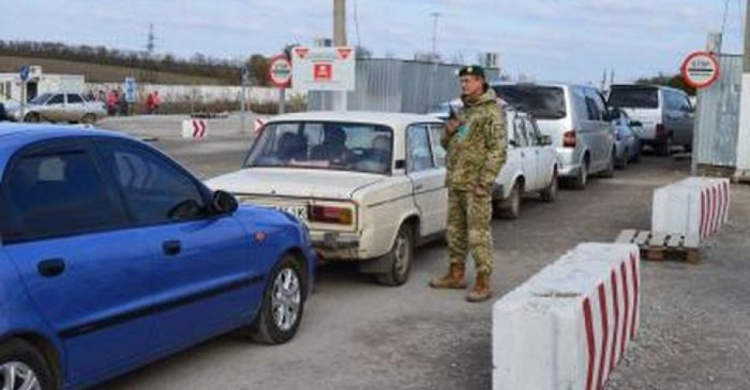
left=245, top=121, right=394, bottom=175
left=28, top=93, right=52, bottom=105
left=493, top=85, right=566, bottom=120
left=608, top=86, right=658, bottom=109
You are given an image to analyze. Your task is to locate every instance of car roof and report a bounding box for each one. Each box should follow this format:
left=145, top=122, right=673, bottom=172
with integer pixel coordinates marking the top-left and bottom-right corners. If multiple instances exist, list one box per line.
left=0, top=123, right=133, bottom=171
left=268, top=111, right=444, bottom=131
left=491, top=81, right=592, bottom=89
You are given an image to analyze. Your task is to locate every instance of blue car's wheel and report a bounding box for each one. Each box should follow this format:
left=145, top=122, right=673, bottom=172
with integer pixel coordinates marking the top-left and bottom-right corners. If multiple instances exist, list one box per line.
left=252, top=254, right=305, bottom=344
left=0, top=339, right=54, bottom=390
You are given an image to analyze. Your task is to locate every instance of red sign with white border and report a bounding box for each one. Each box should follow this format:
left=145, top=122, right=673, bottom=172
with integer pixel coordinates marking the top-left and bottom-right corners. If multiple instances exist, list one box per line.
left=269, top=54, right=292, bottom=88
left=681, top=51, right=720, bottom=89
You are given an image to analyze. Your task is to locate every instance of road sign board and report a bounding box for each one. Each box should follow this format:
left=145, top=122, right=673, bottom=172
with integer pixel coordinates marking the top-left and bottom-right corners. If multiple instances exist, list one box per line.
left=19, top=65, right=30, bottom=82
left=124, top=77, right=137, bottom=102
left=269, top=55, right=292, bottom=88
left=291, top=46, right=355, bottom=91
left=681, top=52, right=720, bottom=89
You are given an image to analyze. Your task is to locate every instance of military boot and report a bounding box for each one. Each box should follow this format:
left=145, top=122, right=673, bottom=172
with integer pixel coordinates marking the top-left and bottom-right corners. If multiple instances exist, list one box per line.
left=467, top=273, right=492, bottom=302
left=429, top=263, right=467, bottom=289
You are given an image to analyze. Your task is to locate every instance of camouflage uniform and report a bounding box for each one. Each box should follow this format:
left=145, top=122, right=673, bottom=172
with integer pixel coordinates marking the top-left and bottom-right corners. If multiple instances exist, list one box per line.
left=442, top=88, right=507, bottom=275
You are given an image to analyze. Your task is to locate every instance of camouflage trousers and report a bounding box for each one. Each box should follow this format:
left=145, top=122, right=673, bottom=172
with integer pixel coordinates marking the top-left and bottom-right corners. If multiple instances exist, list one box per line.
left=446, top=188, right=494, bottom=275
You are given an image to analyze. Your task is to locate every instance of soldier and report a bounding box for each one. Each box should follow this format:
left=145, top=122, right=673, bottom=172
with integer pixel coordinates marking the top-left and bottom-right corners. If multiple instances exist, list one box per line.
left=429, top=65, right=507, bottom=302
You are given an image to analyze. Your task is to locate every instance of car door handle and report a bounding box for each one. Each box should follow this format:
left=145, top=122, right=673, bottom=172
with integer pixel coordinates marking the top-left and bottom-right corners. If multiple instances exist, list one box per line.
left=414, top=183, right=424, bottom=191
left=37, top=258, right=66, bottom=278
left=162, top=240, right=182, bottom=257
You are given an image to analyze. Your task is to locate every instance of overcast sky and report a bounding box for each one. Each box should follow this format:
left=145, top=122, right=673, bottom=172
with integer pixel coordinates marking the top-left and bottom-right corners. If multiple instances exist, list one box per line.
left=1, top=0, right=745, bottom=84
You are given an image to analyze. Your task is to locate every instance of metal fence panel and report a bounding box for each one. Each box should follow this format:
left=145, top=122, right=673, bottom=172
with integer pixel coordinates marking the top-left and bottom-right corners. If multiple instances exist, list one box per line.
left=695, top=55, right=742, bottom=167
left=309, top=59, right=497, bottom=113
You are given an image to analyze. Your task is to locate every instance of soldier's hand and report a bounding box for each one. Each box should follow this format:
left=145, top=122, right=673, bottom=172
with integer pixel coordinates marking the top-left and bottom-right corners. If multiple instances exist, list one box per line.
left=446, top=118, right=460, bottom=136
left=474, top=185, right=490, bottom=197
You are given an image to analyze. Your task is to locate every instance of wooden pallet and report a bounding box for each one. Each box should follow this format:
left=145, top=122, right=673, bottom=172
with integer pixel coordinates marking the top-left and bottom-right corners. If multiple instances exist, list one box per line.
left=616, top=229, right=700, bottom=263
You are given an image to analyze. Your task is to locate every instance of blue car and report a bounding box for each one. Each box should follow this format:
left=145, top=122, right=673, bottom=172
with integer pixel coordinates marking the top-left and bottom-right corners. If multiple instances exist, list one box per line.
left=0, top=124, right=316, bottom=389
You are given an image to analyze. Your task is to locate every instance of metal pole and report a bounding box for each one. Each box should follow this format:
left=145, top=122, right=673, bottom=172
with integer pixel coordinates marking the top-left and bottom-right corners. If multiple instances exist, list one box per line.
left=431, top=12, right=440, bottom=58
left=240, top=84, right=246, bottom=134
left=333, top=0, right=347, bottom=111
left=19, top=81, right=26, bottom=123
left=279, top=88, right=287, bottom=114
left=735, top=0, right=750, bottom=178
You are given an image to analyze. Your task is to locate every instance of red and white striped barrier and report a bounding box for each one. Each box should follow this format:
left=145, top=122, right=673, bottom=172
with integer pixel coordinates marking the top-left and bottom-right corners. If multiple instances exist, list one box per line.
left=652, top=177, right=730, bottom=242
left=181, top=119, right=208, bottom=139
left=493, top=243, right=640, bottom=390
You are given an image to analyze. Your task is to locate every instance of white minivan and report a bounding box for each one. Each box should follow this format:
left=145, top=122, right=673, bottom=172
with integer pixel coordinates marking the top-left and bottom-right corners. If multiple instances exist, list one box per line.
left=493, top=83, right=615, bottom=189
left=607, top=84, right=694, bottom=156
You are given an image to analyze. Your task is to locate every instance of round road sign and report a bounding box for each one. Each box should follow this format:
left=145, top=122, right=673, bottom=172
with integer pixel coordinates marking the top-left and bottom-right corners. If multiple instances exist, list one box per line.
left=681, top=52, right=720, bottom=89
left=269, top=55, right=292, bottom=88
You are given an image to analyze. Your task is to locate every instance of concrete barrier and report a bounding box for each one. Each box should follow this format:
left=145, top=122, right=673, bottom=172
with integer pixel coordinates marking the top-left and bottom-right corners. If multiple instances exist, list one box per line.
left=652, top=177, right=730, bottom=242
left=493, top=243, right=640, bottom=390
left=181, top=119, right=208, bottom=139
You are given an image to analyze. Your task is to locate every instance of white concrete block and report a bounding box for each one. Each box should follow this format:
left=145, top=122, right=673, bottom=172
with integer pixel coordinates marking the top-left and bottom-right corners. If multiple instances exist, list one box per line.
left=652, top=177, right=730, bottom=242
left=181, top=119, right=208, bottom=139
left=493, top=243, right=640, bottom=390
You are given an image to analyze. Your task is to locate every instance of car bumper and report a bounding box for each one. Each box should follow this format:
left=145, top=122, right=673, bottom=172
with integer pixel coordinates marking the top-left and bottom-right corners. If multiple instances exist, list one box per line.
left=310, top=230, right=363, bottom=261
left=555, top=148, right=582, bottom=178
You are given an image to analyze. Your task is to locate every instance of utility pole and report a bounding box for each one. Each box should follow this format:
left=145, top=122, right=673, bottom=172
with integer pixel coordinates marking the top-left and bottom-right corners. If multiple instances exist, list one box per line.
left=736, top=0, right=750, bottom=179
left=332, top=0, right=347, bottom=111
left=431, top=12, right=441, bottom=61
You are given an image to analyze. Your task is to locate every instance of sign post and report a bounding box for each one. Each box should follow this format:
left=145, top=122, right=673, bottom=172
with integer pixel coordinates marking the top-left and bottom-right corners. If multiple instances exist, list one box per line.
left=240, top=66, right=250, bottom=134
left=19, top=65, right=29, bottom=122
left=124, top=77, right=137, bottom=116
left=269, top=54, right=292, bottom=114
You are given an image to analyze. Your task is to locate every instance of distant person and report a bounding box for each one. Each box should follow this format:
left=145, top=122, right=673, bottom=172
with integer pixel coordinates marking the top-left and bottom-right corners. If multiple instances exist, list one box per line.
left=107, top=90, right=118, bottom=116
left=98, top=90, right=106, bottom=103
left=85, top=90, right=95, bottom=102
left=146, top=91, right=163, bottom=114
left=117, top=89, right=128, bottom=116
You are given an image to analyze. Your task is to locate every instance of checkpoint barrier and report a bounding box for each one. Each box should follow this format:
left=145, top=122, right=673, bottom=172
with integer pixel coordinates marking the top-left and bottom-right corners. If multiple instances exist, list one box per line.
left=493, top=243, right=640, bottom=390
left=652, top=177, right=730, bottom=243
left=181, top=119, right=208, bottom=139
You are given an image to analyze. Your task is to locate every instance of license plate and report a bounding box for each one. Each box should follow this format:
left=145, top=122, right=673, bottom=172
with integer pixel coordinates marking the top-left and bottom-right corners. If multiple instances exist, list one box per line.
left=269, top=205, right=308, bottom=222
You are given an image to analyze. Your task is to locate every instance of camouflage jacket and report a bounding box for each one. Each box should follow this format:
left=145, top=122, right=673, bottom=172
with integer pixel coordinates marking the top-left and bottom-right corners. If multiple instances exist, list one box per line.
left=441, top=88, right=507, bottom=191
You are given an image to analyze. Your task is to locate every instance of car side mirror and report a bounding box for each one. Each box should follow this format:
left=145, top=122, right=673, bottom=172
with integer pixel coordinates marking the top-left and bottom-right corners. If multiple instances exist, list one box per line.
left=630, top=120, right=643, bottom=127
left=538, top=135, right=552, bottom=146
left=212, top=190, right=238, bottom=215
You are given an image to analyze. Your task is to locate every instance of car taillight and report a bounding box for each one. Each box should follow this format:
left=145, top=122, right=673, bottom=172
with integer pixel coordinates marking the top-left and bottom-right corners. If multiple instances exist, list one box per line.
left=309, top=205, right=353, bottom=225
left=656, top=124, right=666, bottom=139
left=563, top=130, right=576, bottom=148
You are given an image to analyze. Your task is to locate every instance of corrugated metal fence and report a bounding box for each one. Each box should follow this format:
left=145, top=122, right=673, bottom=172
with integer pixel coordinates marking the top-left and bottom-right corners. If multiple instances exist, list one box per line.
left=694, top=55, right=741, bottom=168
left=309, top=59, right=498, bottom=113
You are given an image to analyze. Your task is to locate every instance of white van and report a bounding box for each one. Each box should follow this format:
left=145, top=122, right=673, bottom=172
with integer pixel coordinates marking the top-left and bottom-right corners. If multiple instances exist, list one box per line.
left=607, top=84, right=694, bottom=155
left=493, top=83, right=615, bottom=189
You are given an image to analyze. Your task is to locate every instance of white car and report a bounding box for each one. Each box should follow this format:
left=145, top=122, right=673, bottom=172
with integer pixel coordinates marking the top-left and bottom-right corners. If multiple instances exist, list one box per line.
left=207, top=112, right=449, bottom=286
left=6, top=93, right=107, bottom=124
left=493, top=109, right=560, bottom=219
left=428, top=103, right=560, bottom=219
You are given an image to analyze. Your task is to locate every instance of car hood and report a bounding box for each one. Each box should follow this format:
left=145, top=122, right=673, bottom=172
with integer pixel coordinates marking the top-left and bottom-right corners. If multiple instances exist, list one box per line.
left=206, top=167, right=386, bottom=200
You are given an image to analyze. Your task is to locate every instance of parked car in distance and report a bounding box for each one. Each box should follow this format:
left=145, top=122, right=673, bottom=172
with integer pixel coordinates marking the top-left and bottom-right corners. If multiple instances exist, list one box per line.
left=0, top=124, right=316, bottom=390
left=607, top=84, right=694, bottom=156
left=6, top=93, right=107, bottom=124
left=429, top=104, right=561, bottom=219
left=493, top=82, right=616, bottom=189
left=610, top=107, right=642, bottom=169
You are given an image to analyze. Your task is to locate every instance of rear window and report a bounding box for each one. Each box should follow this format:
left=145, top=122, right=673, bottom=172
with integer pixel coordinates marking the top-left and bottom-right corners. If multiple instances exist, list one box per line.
left=608, top=86, right=658, bottom=109
left=493, top=85, right=566, bottom=120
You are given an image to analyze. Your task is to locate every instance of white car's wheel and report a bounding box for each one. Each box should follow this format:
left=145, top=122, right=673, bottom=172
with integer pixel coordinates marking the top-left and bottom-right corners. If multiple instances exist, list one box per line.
left=540, top=170, right=558, bottom=203
left=375, top=224, right=413, bottom=287
left=496, top=182, right=522, bottom=219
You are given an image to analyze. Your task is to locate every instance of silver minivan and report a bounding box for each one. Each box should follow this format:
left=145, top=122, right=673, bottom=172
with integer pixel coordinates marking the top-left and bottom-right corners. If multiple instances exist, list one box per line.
left=607, top=84, right=694, bottom=156
left=493, top=83, right=615, bottom=189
